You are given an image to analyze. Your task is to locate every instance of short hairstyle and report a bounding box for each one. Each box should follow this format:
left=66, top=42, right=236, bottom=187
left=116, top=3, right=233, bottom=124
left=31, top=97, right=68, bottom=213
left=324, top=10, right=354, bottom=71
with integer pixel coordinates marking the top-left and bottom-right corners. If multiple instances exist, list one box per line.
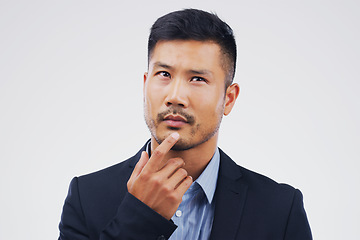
left=148, top=9, right=237, bottom=87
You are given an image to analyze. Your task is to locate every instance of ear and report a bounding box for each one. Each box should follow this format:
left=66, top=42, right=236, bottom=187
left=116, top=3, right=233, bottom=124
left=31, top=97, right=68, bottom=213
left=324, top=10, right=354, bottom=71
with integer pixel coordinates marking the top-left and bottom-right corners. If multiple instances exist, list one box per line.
left=224, top=83, right=240, bottom=116
left=143, top=72, right=148, bottom=95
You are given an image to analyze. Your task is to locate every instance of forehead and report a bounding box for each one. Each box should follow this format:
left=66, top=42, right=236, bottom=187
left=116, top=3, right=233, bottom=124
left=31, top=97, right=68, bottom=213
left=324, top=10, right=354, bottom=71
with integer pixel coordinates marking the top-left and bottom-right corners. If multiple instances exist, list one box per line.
left=149, top=40, right=225, bottom=74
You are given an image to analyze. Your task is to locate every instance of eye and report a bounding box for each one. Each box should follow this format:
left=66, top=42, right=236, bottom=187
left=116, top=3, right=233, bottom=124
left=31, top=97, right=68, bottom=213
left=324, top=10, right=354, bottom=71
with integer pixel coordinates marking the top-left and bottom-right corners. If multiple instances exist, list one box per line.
left=190, top=76, right=207, bottom=83
left=157, top=71, right=171, bottom=79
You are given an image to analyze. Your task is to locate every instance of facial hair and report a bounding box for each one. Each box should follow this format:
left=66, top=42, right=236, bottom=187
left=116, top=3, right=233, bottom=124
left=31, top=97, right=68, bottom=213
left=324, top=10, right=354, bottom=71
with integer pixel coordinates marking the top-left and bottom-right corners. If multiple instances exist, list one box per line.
left=144, top=104, right=224, bottom=151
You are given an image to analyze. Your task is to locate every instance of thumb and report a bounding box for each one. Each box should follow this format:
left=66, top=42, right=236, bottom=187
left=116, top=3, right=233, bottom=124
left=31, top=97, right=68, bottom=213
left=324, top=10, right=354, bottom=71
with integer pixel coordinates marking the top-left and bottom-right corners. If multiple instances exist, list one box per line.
left=127, top=151, right=149, bottom=189
left=133, top=151, right=149, bottom=177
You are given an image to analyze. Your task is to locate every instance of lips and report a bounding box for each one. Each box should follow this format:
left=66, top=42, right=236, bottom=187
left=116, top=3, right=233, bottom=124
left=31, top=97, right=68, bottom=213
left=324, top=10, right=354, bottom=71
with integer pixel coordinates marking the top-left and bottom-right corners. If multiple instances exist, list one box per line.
left=164, top=115, right=187, bottom=122
left=163, top=115, right=187, bottom=128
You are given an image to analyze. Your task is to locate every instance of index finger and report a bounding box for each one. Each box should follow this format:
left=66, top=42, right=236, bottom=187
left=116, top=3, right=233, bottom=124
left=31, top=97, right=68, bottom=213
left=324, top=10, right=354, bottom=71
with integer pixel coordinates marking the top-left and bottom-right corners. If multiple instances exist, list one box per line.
left=146, top=132, right=180, bottom=171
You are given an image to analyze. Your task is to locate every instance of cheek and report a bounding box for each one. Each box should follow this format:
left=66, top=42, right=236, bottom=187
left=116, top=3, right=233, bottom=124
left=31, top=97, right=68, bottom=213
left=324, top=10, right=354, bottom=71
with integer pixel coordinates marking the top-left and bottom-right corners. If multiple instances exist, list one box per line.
left=145, top=86, right=164, bottom=113
left=192, top=90, right=224, bottom=116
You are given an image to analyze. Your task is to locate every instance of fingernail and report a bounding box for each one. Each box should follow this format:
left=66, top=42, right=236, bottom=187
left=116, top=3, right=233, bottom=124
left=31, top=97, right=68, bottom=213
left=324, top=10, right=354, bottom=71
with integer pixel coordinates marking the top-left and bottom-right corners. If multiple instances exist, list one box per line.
left=171, top=132, right=180, bottom=140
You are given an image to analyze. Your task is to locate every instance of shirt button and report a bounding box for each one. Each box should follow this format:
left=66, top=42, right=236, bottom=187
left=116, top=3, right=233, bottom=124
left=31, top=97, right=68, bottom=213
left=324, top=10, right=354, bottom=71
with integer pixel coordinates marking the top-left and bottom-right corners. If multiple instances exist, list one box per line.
left=175, top=210, right=182, bottom=217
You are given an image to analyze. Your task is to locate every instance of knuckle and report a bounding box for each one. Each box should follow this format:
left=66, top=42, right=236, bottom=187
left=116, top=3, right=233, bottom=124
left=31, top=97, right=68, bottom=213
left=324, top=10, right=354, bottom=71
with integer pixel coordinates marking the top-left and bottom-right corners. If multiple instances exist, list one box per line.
left=170, top=158, right=184, bottom=166
left=152, top=149, right=164, bottom=158
left=138, top=171, right=150, bottom=182
left=151, top=175, right=162, bottom=186
left=166, top=136, right=175, bottom=144
left=168, top=158, right=178, bottom=166
left=162, top=184, right=173, bottom=193
left=168, top=192, right=181, bottom=203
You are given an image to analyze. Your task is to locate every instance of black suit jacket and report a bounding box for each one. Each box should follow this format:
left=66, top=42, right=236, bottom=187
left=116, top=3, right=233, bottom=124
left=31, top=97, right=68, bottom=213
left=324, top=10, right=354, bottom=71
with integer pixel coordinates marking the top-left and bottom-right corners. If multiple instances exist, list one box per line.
left=59, top=142, right=312, bottom=240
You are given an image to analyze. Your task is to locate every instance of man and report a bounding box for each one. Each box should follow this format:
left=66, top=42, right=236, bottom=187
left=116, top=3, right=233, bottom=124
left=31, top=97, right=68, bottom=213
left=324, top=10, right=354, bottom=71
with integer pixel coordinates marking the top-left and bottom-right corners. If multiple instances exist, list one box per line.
left=59, top=9, right=312, bottom=240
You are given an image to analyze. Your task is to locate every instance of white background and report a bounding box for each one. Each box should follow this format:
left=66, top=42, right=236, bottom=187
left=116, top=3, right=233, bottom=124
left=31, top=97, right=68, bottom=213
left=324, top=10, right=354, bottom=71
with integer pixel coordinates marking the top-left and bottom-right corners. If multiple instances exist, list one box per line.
left=0, top=0, right=359, bottom=239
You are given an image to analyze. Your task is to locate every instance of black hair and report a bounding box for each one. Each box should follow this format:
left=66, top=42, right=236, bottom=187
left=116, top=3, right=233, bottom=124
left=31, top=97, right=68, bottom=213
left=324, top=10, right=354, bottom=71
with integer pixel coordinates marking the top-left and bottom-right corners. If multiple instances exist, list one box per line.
left=148, top=9, right=237, bottom=87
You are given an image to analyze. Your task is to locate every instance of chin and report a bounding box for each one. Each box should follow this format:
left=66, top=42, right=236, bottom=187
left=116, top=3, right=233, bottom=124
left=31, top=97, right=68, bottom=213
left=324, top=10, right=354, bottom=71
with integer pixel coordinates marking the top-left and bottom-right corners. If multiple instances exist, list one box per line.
left=156, top=134, right=210, bottom=151
left=153, top=133, right=191, bottom=151
left=171, top=141, right=195, bottom=151
left=152, top=124, right=219, bottom=151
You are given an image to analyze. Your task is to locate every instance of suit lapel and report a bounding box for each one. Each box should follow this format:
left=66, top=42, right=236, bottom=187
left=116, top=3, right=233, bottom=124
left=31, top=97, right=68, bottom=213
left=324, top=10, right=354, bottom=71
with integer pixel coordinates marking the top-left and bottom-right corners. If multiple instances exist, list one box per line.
left=210, top=149, right=248, bottom=240
left=128, top=140, right=150, bottom=168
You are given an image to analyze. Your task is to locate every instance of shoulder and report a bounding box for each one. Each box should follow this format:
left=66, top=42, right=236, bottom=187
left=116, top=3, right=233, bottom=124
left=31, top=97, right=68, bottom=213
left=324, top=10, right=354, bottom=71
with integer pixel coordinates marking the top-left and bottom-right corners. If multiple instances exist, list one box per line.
left=75, top=143, right=145, bottom=196
left=240, top=164, right=295, bottom=192
left=216, top=149, right=312, bottom=238
left=219, top=148, right=298, bottom=201
left=239, top=165, right=298, bottom=204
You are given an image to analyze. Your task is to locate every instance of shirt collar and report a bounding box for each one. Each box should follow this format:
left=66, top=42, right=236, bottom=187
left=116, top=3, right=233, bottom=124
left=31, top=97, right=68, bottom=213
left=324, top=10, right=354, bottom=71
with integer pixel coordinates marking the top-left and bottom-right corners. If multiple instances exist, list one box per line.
left=195, top=148, right=220, bottom=204
left=146, top=141, right=220, bottom=204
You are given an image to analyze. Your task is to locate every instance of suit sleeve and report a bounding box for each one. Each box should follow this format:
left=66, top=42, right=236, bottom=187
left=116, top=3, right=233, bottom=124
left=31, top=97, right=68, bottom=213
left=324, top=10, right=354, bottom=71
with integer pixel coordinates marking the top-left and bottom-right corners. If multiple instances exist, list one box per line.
left=100, top=192, right=177, bottom=240
left=59, top=177, right=177, bottom=240
left=284, top=189, right=313, bottom=240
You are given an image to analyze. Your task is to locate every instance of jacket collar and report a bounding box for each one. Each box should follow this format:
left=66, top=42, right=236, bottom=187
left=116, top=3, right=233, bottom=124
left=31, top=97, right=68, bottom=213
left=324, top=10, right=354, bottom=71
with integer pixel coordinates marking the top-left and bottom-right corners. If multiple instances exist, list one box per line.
left=210, top=148, right=248, bottom=240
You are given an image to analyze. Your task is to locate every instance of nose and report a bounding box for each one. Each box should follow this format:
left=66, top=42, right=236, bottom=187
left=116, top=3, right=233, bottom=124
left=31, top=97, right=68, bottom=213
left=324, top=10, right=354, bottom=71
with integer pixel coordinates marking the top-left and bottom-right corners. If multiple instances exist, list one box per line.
left=165, top=78, right=188, bottom=108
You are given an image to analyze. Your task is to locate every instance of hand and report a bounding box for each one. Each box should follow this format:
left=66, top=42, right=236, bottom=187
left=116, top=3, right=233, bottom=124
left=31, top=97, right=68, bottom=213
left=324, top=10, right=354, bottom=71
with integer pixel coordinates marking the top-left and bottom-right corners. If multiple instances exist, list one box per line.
left=127, top=132, right=193, bottom=220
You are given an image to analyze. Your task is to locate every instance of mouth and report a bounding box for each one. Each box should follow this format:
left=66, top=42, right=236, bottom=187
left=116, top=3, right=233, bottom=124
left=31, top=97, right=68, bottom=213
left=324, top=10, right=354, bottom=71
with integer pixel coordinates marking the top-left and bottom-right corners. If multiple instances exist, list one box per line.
left=163, top=114, right=188, bottom=128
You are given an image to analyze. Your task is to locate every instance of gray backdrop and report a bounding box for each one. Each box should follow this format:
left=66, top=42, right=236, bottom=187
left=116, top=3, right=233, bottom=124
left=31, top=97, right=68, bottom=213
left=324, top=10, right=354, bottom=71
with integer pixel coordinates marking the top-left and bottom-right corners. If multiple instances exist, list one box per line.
left=1, top=0, right=359, bottom=239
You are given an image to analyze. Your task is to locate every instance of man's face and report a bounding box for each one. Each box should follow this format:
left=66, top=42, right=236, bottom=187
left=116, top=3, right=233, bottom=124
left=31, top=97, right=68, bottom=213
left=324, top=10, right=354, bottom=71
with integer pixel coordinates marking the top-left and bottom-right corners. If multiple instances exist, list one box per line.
left=144, top=40, right=228, bottom=150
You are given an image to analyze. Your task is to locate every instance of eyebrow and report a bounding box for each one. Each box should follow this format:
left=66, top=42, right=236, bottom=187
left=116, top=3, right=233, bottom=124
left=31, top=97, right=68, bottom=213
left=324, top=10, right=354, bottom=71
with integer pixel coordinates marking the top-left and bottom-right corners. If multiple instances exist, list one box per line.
left=153, top=61, right=213, bottom=77
left=153, top=61, right=174, bottom=70
left=188, top=69, right=213, bottom=77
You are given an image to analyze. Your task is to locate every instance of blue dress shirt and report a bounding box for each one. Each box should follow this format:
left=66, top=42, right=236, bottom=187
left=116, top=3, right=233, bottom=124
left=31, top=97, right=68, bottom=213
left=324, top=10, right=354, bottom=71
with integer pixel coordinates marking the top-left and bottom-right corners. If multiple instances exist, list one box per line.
left=168, top=148, right=220, bottom=239
left=169, top=148, right=220, bottom=240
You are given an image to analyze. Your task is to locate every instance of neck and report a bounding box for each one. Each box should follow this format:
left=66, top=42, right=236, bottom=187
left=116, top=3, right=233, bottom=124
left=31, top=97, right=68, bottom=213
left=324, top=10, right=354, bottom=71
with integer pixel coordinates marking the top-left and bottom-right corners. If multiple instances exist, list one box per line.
left=150, top=134, right=219, bottom=180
